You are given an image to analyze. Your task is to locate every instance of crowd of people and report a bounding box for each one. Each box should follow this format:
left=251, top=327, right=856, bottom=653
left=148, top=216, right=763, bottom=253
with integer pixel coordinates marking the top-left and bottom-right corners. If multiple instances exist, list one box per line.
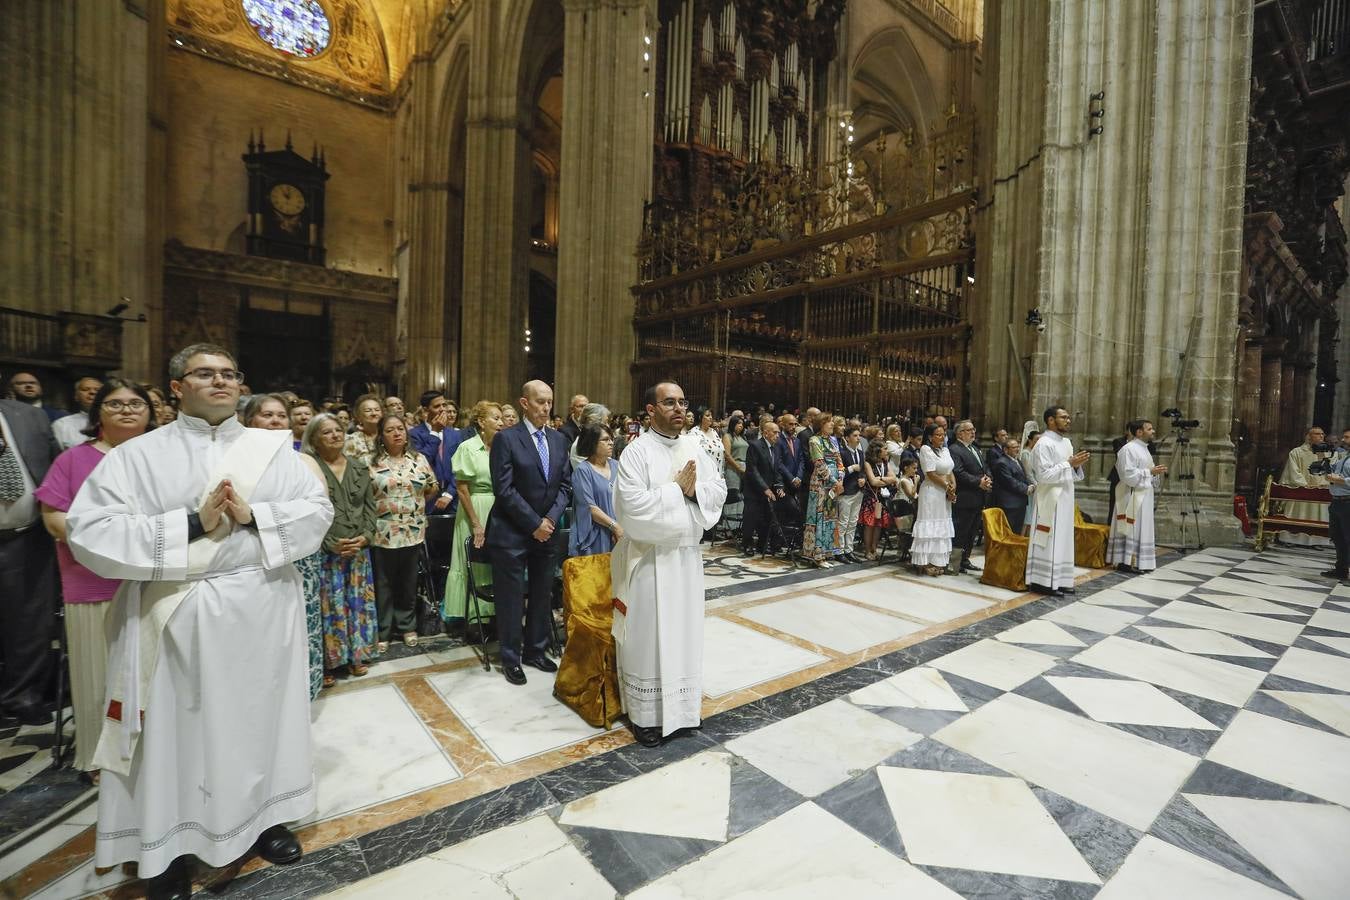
left=6, top=351, right=1340, bottom=899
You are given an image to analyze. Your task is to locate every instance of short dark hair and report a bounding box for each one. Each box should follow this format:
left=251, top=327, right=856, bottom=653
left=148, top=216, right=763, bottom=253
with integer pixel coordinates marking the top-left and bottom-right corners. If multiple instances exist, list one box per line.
left=643, top=381, right=679, bottom=407
left=908, top=426, right=923, bottom=439
left=1126, top=418, right=1151, bottom=436
left=923, top=422, right=945, bottom=443
left=374, top=414, right=408, bottom=459
left=419, top=390, right=445, bottom=409
left=842, top=424, right=859, bottom=438
left=1043, top=405, right=1065, bottom=425
left=82, top=378, right=156, bottom=439
left=577, top=423, right=611, bottom=459
left=169, top=343, right=236, bottom=380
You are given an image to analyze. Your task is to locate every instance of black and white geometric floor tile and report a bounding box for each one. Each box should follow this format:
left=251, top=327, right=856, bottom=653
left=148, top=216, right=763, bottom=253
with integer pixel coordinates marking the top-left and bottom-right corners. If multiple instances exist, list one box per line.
left=324, top=545, right=1350, bottom=899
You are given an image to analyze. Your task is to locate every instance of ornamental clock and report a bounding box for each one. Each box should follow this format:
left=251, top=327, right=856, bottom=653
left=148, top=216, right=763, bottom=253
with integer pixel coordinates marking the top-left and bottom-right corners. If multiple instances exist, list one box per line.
left=243, top=131, right=329, bottom=265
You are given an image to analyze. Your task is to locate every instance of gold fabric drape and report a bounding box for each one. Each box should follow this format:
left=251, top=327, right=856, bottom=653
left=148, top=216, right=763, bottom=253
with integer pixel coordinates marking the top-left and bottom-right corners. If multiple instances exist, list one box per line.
left=554, top=553, right=623, bottom=728
left=1073, top=506, right=1110, bottom=569
left=980, top=507, right=1028, bottom=592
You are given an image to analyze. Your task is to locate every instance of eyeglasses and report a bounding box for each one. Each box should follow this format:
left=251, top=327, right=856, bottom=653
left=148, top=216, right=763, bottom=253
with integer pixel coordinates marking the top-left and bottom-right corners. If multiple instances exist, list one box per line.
left=655, top=398, right=690, bottom=409
left=181, top=368, right=245, bottom=384
left=103, top=399, right=149, bottom=412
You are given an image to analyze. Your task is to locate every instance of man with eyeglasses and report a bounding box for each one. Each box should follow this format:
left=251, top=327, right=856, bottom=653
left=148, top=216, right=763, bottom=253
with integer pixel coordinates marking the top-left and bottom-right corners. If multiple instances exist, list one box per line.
left=67, top=342, right=333, bottom=900
left=0, top=392, right=62, bottom=726
left=52, top=376, right=104, bottom=449
left=610, top=382, right=726, bottom=747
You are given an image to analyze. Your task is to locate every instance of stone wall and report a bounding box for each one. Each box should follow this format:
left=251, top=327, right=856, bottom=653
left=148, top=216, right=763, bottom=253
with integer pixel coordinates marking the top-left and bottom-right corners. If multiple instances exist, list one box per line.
left=164, top=49, right=395, bottom=277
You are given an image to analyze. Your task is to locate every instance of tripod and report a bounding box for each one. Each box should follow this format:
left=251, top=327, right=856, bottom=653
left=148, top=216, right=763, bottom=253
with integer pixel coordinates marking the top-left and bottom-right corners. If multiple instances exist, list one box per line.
left=1155, top=424, right=1206, bottom=552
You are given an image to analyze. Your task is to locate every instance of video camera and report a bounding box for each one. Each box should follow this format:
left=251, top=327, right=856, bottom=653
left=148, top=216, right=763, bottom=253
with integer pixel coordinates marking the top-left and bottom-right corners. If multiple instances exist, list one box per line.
left=1161, top=408, right=1200, bottom=429
left=1308, top=441, right=1337, bottom=476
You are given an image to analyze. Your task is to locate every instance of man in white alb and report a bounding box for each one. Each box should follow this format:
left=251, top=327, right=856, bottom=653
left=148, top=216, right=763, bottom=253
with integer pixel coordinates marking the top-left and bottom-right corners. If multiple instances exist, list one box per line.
left=67, top=343, right=332, bottom=900
left=611, top=381, right=726, bottom=747
left=1277, top=426, right=1334, bottom=547
left=1107, top=419, right=1167, bottom=573
left=1025, top=405, right=1089, bottom=594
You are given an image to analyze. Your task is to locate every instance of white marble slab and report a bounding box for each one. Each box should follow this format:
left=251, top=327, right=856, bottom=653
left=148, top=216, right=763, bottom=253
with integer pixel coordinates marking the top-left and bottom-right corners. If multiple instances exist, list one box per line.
left=994, top=619, right=1086, bottom=647
left=736, top=593, right=928, bottom=654
left=849, top=666, right=968, bottom=711
left=428, top=665, right=611, bottom=764
left=1095, top=835, right=1288, bottom=900
left=1158, top=560, right=1233, bottom=577
left=1228, top=571, right=1328, bottom=591
left=877, top=767, right=1099, bottom=883
left=627, top=802, right=962, bottom=900
left=1306, top=634, right=1350, bottom=656
left=933, top=692, right=1197, bottom=831
left=1207, top=710, right=1350, bottom=807
left=1263, top=690, right=1350, bottom=737
left=1117, top=578, right=1195, bottom=601
left=27, top=858, right=131, bottom=900
left=910, top=572, right=1027, bottom=602
left=1134, top=625, right=1273, bottom=658
left=826, top=579, right=992, bottom=622
left=1079, top=588, right=1159, bottom=609
left=1308, top=606, right=1350, bottom=635
left=1269, top=646, right=1350, bottom=692
left=1041, top=602, right=1143, bottom=635
left=560, top=752, right=732, bottom=842
left=725, top=699, right=921, bottom=797
left=1071, top=636, right=1267, bottom=707
left=1201, top=576, right=1326, bottom=608
left=1142, top=568, right=1204, bottom=584
left=366, top=652, right=440, bottom=677
left=1190, top=591, right=1309, bottom=617
left=1332, top=583, right=1350, bottom=599
left=1149, top=600, right=1303, bottom=645
left=701, top=618, right=828, bottom=698
left=1254, top=551, right=1326, bottom=569
left=928, top=639, right=1058, bottom=691
left=1184, top=795, right=1350, bottom=900
left=1044, top=676, right=1219, bottom=729
left=300, top=683, right=460, bottom=825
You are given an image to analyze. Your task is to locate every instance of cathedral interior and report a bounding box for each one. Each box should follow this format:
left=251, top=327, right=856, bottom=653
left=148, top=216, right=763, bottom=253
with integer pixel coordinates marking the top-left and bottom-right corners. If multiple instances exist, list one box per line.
left=3, top=1, right=1350, bottom=898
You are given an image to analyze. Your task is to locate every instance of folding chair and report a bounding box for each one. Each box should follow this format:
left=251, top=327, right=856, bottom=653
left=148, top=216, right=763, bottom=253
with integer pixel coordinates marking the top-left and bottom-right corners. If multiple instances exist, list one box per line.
left=462, top=537, right=495, bottom=672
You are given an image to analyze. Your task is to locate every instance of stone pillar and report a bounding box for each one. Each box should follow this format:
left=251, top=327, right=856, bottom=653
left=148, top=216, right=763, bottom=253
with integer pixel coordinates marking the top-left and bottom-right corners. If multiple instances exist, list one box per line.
left=1292, top=354, right=1318, bottom=432
left=0, top=1, right=157, bottom=379
left=554, top=0, right=655, bottom=410
left=403, top=51, right=450, bottom=400
left=973, top=0, right=1252, bottom=543
left=1235, top=337, right=1264, bottom=493
left=1279, top=362, right=1298, bottom=450
left=1257, top=343, right=1284, bottom=472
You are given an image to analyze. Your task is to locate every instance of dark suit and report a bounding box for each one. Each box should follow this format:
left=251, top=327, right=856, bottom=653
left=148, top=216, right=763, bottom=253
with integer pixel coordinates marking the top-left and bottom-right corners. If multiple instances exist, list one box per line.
left=990, top=449, right=1032, bottom=532
left=1106, top=435, right=1129, bottom=523
left=774, top=432, right=807, bottom=503
left=0, top=400, right=61, bottom=718
left=426, top=427, right=464, bottom=516
left=560, top=418, right=580, bottom=447
left=486, top=422, right=573, bottom=667
left=742, top=436, right=781, bottom=554
left=950, top=440, right=989, bottom=565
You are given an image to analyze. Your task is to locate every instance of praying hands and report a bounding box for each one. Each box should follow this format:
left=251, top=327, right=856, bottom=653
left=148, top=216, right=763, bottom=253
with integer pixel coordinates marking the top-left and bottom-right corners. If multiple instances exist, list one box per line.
left=199, top=479, right=253, bottom=531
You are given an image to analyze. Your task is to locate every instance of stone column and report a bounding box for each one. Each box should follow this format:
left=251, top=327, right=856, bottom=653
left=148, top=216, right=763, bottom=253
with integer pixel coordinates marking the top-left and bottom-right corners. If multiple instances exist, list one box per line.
left=403, top=50, right=450, bottom=399
left=1279, top=362, right=1298, bottom=450
left=972, top=0, right=1252, bottom=543
left=0, top=1, right=156, bottom=378
left=1235, top=337, right=1264, bottom=493
left=1257, top=342, right=1284, bottom=473
left=553, top=0, right=655, bottom=410
left=1292, top=353, right=1318, bottom=433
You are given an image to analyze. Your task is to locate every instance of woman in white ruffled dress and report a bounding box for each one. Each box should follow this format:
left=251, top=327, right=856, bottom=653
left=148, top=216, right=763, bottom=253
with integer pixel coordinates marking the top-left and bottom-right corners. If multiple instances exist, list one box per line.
left=911, top=423, right=956, bottom=576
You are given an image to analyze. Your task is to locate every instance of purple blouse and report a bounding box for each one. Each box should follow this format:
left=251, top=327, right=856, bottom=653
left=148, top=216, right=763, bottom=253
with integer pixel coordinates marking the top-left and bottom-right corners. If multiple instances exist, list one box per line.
left=34, top=443, right=122, bottom=603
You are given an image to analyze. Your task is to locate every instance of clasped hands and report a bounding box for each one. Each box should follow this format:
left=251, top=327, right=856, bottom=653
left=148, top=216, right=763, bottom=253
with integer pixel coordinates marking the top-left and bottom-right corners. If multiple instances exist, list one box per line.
left=532, top=517, right=556, bottom=543
left=335, top=535, right=367, bottom=558
left=675, top=460, right=698, bottom=497
left=199, top=479, right=252, bottom=531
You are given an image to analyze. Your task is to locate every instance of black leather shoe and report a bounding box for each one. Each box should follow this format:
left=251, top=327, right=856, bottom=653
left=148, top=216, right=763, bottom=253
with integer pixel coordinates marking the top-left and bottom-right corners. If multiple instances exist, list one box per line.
left=503, top=665, right=528, bottom=685
left=960, top=561, right=982, bottom=573
left=630, top=724, right=663, bottom=747
left=523, top=655, right=558, bottom=673
left=254, top=824, right=302, bottom=865
left=1321, top=570, right=1348, bottom=580
left=1028, top=583, right=1060, bottom=595
left=1058, top=586, right=1077, bottom=595
left=145, top=857, right=192, bottom=900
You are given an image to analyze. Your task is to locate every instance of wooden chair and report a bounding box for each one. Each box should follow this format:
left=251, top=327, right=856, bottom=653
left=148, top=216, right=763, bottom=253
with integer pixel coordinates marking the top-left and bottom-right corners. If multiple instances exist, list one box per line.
left=1073, top=505, right=1110, bottom=569
left=1255, top=475, right=1331, bottom=550
left=980, top=507, right=1028, bottom=592
left=553, top=553, right=623, bottom=728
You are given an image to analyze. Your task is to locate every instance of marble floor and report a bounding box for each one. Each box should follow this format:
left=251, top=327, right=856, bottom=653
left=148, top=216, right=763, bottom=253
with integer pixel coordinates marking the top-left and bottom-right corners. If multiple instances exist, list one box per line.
left=6, top=543, right=1350, bottom=899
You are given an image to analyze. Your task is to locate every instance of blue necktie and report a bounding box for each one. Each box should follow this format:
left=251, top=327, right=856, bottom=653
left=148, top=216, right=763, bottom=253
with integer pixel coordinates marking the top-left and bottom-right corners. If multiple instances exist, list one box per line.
left=533, top=428, right=549, bottom=477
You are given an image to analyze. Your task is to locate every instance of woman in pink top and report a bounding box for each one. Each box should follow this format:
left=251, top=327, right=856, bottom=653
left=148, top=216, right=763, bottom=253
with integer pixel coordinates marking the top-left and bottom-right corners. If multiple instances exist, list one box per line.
left=35, top=378, right=154, bottom=776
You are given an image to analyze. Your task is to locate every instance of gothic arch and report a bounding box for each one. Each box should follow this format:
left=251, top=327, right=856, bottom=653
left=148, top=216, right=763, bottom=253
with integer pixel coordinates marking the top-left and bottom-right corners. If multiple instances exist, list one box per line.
left=849, top=26, right=941, bottom=145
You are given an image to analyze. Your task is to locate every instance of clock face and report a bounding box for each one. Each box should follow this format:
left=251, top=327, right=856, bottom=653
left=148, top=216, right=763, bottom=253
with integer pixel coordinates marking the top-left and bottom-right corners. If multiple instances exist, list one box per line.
left=269, top=183, right=306, bottom=216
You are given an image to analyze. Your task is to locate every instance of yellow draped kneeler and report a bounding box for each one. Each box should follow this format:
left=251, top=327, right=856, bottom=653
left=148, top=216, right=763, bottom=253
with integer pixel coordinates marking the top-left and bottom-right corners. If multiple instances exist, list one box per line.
left=554, top=552, right=624, bottom=728
left=980, top=507, right=1028, bottom=592
left=1073, top=505, right=1110, bottom=569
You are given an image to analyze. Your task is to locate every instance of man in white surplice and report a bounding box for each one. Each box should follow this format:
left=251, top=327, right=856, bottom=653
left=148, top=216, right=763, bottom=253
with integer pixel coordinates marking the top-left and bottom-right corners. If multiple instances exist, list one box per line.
left=1025, top=405, right=1090, bottom=594
left=610, top=381, right=725, bottom=747
left=1277, top=426, right=1334, bottom=547
left=1107, top=419, right=1167, bottom=573
left=67, top=343, right=332, bottom=900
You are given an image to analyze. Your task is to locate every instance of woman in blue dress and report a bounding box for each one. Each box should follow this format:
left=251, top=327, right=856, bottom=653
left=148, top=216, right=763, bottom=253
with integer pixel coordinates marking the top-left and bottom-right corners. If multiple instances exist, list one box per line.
left=570, top=424, right=622, bottom=557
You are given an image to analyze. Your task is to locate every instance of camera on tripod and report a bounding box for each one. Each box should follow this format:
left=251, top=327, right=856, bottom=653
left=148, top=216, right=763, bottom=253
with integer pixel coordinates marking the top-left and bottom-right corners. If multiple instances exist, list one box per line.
left=1161, top=408, right=1200, bottom=429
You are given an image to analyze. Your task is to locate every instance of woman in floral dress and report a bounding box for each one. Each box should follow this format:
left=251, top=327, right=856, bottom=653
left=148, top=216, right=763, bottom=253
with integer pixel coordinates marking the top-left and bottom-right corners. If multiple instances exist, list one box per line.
left=801, top=415, right=846, bottom=566
left=305, top=413, right=378, bottom=686
left=369, top=414, right=439, bottom=652
left=859, top=440, right=897, bottom=560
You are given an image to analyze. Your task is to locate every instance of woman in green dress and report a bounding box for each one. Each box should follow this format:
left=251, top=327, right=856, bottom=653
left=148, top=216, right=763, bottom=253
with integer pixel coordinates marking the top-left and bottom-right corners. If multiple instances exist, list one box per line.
left=442, top=401, right=504, bottom=625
